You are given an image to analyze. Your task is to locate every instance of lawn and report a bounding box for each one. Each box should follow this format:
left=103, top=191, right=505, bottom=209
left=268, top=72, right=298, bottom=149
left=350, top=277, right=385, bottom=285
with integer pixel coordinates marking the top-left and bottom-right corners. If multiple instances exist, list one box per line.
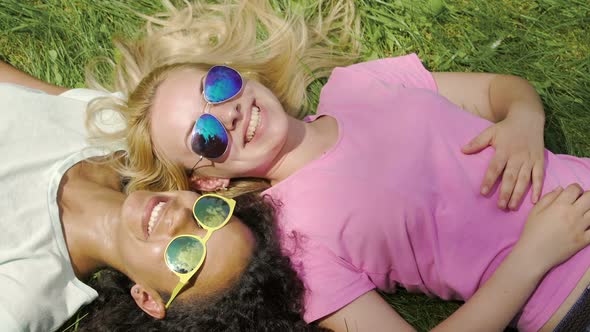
left=1, top=0, right=588, bottom=331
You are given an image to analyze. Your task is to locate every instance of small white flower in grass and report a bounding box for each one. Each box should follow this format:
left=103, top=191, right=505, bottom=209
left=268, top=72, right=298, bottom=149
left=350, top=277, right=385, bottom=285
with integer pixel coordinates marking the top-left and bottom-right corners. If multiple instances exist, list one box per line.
left=491, top=39, right=503, bottom=49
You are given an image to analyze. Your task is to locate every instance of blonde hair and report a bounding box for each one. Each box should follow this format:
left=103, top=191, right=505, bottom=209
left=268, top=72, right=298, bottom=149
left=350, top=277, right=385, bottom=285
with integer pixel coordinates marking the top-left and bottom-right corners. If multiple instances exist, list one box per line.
left=86, top=0, right=360, bottom=195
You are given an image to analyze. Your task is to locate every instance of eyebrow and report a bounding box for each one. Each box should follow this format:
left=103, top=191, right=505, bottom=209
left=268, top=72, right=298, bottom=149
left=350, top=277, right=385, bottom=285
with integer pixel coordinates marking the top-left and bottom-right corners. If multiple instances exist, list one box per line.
left=185, top=120, right=194, bottom=153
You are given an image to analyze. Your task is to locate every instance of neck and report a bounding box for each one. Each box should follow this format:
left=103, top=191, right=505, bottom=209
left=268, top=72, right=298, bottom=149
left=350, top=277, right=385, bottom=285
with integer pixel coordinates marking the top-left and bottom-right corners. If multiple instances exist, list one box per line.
left=266, top=115, right=338, bottom=185
left=59, top=161, right=124, bottom=280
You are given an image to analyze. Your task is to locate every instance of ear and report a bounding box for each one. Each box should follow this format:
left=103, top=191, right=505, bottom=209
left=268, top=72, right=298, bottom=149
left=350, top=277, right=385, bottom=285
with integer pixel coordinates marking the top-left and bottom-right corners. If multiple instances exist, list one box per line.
left=189, top=175, right=230, bottom=191
left=130, top=284, right=166, bottom=319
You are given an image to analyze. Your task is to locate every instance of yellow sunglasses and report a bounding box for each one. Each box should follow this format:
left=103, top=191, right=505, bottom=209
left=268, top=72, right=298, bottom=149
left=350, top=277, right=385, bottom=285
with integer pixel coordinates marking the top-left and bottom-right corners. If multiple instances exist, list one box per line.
left=164, top=194, right=236, bottom=308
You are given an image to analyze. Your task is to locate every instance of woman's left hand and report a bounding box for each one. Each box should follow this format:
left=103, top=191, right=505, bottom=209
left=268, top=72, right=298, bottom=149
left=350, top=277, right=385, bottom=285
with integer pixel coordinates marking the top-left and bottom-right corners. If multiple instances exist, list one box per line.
left=433, top=72, right=546, bottom=209
left=462, top=110, right=545, bottom=210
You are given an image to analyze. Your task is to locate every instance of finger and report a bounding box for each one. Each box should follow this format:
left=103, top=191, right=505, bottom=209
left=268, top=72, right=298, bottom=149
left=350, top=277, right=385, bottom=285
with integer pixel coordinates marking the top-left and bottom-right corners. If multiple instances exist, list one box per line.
left=497, top=159, right=521, bottom=209
left=462, top=127, right=493, bottom=155
left=583, top=209, right=590, bottom=229
left=555, top=183, right=584, bottom=205
left=508, top=162, right=532, bottom=210
left=573, top=190, right=590, bottom=215
left=534, top=186, right=563, bottom=211
left=531, top=161, right=545, bottom=204
left=481, top=153, right=507, bottom=196
left=582, top=221, right=590, bottom=244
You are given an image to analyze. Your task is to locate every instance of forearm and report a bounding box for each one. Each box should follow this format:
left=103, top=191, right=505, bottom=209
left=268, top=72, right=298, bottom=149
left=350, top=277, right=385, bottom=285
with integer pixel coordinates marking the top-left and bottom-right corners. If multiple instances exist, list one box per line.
left=489, top=75, right=545, bottom=126
left=432, top=245, right=548, bottom=332
left=0, top=60, right=67, bottom=95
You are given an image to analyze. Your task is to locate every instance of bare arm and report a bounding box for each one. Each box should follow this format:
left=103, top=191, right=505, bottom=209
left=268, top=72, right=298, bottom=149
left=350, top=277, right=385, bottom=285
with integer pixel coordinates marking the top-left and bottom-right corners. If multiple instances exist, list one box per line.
left=0, top=60, right=68, bottom=95
left=430, top=245, right=545, bottom=331
left=432, top=72, right=545, bottom=125
left=320, top=249, right=544, bottom=332
left=319, top=291, right=415, bottom=332
left=437, top=184, right=590, bottom=331
left=320, top=185, right=590, bottom=332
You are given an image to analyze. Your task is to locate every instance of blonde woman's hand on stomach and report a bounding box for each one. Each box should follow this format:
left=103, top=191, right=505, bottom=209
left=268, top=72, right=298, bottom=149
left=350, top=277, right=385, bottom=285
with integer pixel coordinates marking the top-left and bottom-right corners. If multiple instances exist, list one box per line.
left=526, top=184, right=590, bottom=331
left=433, top=72, right=545, bottom=210
left=320, top=184, right=590, bottom=332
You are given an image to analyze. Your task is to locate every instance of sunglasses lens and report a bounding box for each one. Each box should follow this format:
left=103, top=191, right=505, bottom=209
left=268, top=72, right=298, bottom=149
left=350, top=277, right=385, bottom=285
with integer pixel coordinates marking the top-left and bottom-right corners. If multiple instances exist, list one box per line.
left=194, top=196, right=231, bottom=229
left=204, top=66, right=243, bottom=103
left=191, top=114, right=229, bottom=159
left=165, top=236, right=205, bottom=274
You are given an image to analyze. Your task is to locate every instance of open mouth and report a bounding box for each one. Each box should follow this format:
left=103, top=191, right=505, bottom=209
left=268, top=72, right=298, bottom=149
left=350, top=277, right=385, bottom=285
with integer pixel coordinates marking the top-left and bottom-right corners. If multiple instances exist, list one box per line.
left=245, top=105, right=261, bottom=143
left=147, top=201, right=167, bottom=236
left=143, top=197, right=169, bottom=238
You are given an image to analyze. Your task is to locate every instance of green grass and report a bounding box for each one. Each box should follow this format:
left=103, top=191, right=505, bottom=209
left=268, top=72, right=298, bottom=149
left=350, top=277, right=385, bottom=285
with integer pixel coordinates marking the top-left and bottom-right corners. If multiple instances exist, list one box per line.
left=1, top=0, right=588, bottom=331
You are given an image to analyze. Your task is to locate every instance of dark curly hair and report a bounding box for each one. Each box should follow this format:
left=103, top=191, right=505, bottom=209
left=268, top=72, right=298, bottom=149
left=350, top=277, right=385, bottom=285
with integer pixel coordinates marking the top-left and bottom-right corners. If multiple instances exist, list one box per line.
left=77, top=193, right=329, bottom=332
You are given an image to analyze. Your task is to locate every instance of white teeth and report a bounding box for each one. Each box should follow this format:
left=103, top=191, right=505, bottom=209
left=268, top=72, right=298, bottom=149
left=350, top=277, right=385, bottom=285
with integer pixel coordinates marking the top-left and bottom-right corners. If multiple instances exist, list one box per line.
left=147, top=202, right=166, bottom=236
left=246, top=106, right=260, bottom=142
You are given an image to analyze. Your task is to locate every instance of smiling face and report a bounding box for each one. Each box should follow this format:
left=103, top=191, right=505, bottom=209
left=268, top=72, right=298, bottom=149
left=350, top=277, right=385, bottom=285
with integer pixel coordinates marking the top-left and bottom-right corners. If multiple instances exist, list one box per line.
left=149, top=66, right=291, bottom=180
left=113, top=190, right=255, bottom=313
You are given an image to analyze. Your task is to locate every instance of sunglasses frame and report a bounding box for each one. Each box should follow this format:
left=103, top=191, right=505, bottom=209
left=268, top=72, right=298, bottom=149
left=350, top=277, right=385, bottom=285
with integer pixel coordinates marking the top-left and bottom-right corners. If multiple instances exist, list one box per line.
left=164, top=194, right=236, bottom=308
left=189, top=65, right=244, bottom=167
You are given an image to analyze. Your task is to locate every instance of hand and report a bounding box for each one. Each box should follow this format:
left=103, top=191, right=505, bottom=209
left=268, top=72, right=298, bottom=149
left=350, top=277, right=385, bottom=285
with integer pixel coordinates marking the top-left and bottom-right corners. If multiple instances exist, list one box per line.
left=515, top=184, right=590, bottom=272
left=462, top=111, right=545, bottom=210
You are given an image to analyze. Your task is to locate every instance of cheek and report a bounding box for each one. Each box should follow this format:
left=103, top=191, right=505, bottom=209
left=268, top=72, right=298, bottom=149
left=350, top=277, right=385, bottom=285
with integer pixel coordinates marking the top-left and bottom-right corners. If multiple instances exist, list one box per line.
left=123, top=242, right=169, bottom=283
left=203, top=224, right=255, bottom=278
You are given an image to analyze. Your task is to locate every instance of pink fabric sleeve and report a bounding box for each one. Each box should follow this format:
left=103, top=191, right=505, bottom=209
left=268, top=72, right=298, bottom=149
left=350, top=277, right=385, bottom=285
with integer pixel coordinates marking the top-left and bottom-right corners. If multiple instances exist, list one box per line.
left=344, top=53, right=438, bottom=92
left=297, top=242, right=376, bottom=323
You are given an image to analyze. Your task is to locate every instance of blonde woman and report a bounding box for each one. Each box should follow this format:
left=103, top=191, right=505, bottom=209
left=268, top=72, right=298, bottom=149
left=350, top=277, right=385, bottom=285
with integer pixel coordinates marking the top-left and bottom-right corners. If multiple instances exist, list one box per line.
left=88, top=1, right=590, bottom=331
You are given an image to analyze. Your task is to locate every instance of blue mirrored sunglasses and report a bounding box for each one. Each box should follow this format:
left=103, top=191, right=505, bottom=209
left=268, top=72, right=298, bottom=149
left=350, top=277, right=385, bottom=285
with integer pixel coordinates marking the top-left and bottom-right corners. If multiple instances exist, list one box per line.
left=190, top=65, right=243, bottom=160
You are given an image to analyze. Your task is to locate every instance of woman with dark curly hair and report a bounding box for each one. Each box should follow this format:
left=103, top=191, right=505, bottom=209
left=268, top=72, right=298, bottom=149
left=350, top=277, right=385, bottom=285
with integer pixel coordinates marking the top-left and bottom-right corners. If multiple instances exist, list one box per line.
left=79, top=194, right=324, bottom=332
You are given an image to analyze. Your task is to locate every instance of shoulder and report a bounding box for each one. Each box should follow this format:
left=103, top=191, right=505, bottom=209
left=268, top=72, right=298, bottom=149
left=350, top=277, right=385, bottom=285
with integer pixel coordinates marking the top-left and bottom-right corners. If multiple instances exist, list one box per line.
left=0, top=260, right=96, bottom=332
left=0, top=84, right=122, bottom=109
left=326, top=53, right=437, bottom=92
left=346, top=53, right=426, bottom=74
left=59, top=88, right=125, bottom=103
left=286, top=238, right=376, bottom=323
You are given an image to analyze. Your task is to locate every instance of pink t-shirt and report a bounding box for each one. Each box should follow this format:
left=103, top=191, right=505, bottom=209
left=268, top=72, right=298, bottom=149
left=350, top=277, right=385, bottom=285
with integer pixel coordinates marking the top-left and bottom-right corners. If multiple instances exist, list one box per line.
left=263, top=54, right=590, bottom=331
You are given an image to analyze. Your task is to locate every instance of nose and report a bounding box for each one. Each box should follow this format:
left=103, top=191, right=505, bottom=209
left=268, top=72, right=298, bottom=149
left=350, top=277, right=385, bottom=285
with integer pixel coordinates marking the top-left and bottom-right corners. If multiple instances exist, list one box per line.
left=208, top=100, right=242, bottom=132
left=166, top=199, right=199, bottom=237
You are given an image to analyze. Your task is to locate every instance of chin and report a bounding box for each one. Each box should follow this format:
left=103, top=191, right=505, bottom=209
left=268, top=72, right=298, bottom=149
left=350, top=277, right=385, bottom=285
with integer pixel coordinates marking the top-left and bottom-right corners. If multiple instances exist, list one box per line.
left=122, top=192, right=143, bottom=215
left=122, top=191, right=154, bottom=225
